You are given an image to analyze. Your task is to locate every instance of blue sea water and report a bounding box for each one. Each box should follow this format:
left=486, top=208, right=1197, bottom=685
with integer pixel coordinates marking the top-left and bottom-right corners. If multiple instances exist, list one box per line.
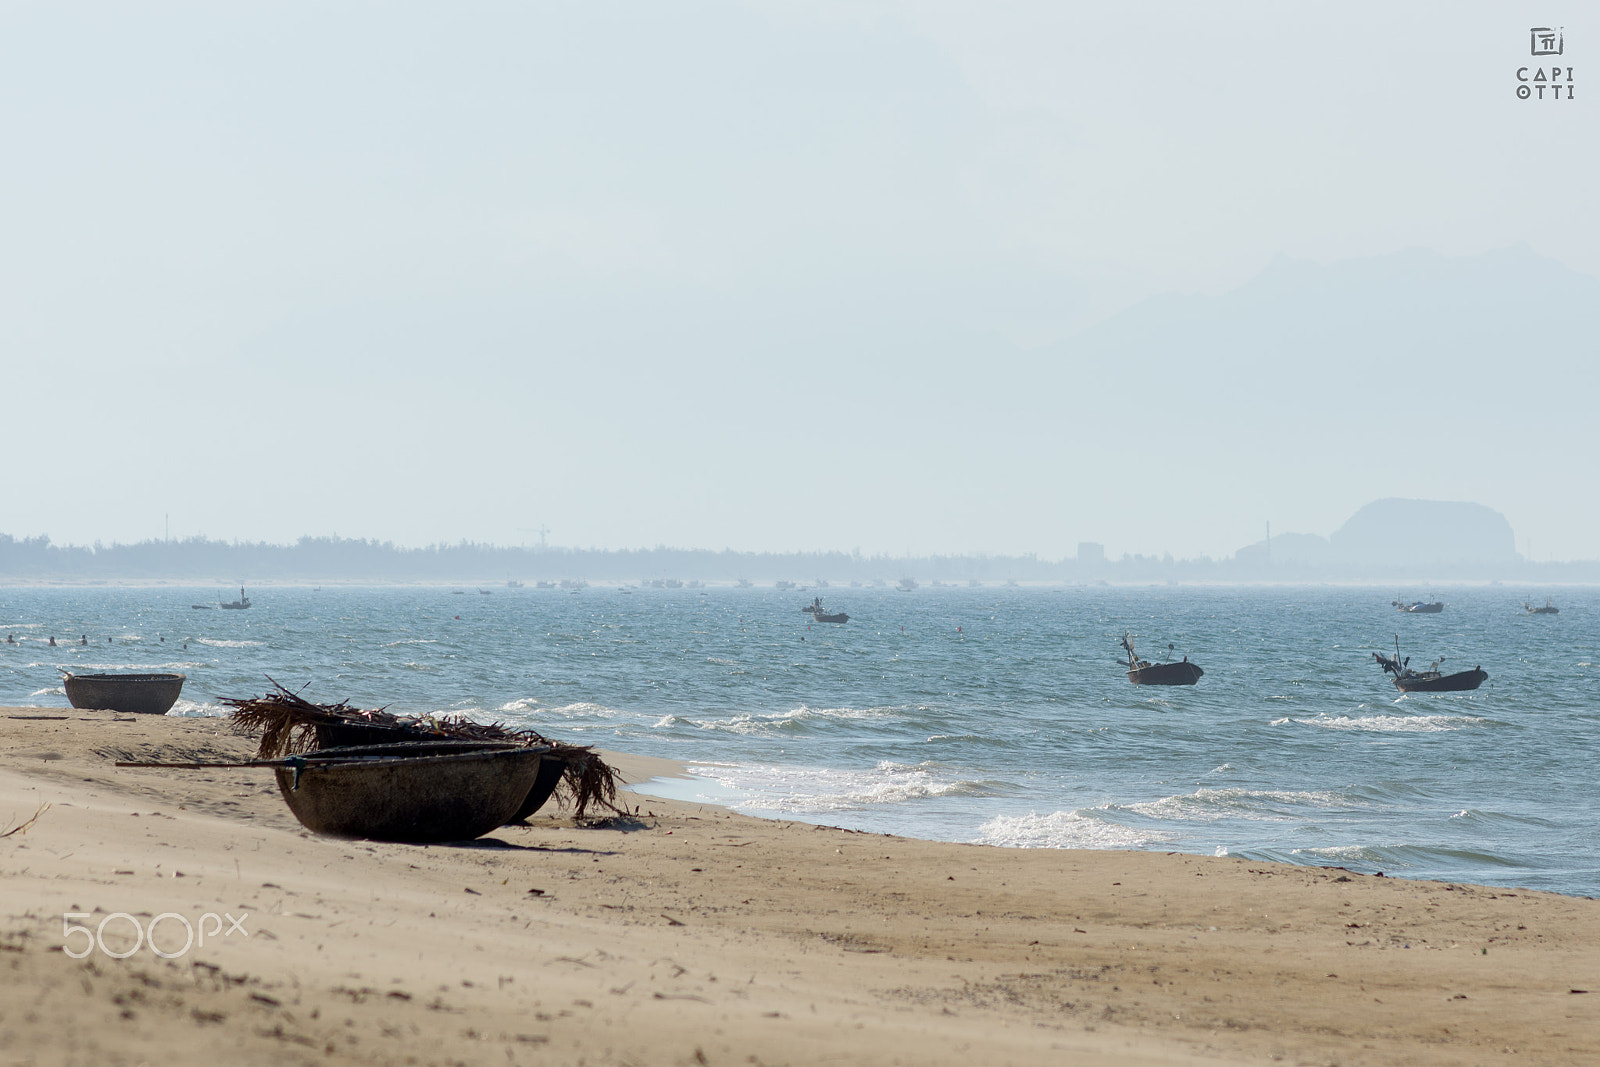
left=2, top=583, right=1595, bottom=897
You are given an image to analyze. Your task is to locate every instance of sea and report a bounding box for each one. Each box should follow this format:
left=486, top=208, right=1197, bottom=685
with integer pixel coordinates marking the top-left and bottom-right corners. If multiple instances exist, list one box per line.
left=2, top=583, right=1595, bottom=897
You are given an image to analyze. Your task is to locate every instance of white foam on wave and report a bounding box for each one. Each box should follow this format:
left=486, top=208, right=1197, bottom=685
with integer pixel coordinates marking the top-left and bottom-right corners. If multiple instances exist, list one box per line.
left=498, top=697, right=542, bottom=713
left=537, top=701, right=626, bottom=719
left=681, top=704, right=906, bottom=736
left=695, top=759, right=982, bottom=815
left=168, top=698, right=227, bottom=718
left=385, top=638, right=440, bottom=647
left=976, top=810, right=1175, bottom=850
left=30, top=661, right=203, bottom=671
left=1116, top=786, right=1353, bottom=823
left=197, top=638, right=265, bottom=648
left=1287, top=844, right=1402, bottom=867
left=30, top=686, right=65, bottom=697
left=1281, top=713, right=1491, bottom=733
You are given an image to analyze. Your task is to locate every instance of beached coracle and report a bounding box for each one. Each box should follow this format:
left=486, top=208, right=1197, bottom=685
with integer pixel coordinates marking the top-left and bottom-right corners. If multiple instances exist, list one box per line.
left=271, top=742, right=548, bottom=842
left=225, top=682, right=621, bottom=820
left=62, top=671, right=186, bottom=715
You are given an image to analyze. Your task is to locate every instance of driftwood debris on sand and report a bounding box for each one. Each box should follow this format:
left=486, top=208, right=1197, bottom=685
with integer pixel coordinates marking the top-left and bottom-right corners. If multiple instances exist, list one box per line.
left=225, top=681, right=622, bottom=819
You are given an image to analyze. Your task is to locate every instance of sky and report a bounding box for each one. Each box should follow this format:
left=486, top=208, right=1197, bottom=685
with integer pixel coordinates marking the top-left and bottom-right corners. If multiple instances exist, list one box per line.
left=1, top=1, right=1595, bottom=560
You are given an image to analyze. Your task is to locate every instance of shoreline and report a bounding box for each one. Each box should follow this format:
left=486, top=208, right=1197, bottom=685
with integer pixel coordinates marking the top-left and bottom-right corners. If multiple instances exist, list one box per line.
left=2, top=709, right=1597, bottom=1065
left=8, top=703, right=1598, bottom=900
left=6, top=578, right=1600, bottom=589
left=6, top=701, right=1595, bottom=899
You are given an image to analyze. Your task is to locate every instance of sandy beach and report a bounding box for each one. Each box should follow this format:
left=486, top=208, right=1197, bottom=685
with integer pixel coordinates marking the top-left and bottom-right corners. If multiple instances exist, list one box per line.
left=1, top=709, right=1596, bottom=1066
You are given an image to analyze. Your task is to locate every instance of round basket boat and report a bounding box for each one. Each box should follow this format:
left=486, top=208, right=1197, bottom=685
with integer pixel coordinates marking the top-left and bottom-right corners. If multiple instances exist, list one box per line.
left=273, top=741, right=548, bottom=842
left=511, top=755, right=568, bottom=821
left=312, top=721, right=570, bottom=821
left=62, top=672, right=187, bottom=715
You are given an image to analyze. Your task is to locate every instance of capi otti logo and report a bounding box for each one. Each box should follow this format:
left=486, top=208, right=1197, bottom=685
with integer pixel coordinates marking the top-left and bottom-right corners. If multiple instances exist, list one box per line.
left=1518, top=26, right=1574, bottom=100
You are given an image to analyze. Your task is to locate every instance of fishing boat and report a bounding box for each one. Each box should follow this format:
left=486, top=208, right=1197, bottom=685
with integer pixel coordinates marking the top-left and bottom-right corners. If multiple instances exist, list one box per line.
left=1118, top=634, right=1203, bottom=686
left=271, top=742, right=548, bottom=842
left=736, top=578, right=753, bottom=588
left=775, top=580, right=796, bottom=591
left=1373, top=636, right=1487, bottom=692
left=897, top=578, right=918, bottom=592
left=219, top=586, right=252, bottom=609
left=1524, top=598, right=1559, bottom=615
left=1393, top=596, right=1443, bottom=614
left=801, top=597, right=849, bottom=623
left=224, top=684, right=620, bottom=826
left=62, top=671, right=187, bottom=715
left=296, top=731, right=568, bottom=823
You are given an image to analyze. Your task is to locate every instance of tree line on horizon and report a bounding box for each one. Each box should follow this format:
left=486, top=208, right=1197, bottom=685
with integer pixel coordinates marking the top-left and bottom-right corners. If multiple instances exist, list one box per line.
left=0, top=533, right=1594, bottom=583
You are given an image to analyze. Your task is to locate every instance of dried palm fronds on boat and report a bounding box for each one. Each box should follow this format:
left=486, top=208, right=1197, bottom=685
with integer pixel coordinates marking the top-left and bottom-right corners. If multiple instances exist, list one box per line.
left=225, top=681, right=621, bottom=819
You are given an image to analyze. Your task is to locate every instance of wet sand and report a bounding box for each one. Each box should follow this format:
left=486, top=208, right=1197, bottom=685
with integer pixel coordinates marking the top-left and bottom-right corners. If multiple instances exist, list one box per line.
left=1, top=708, right=1596, bottom=1066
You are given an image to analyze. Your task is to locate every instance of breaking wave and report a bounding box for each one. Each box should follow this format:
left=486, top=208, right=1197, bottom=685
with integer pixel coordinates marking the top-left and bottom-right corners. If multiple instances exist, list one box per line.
left=976, top=810, right=1176, bottom=849
left=1274, top=713, right=1494, bottom=733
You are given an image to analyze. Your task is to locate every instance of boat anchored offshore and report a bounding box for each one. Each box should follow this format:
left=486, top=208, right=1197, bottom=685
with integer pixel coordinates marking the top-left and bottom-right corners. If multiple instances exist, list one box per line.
left=801, top=596, right=849, bottom=624
left=1524, top=598, right=1559, bottom=615
left=1373, top=635, right=1487, bottom=693
left=1393, top=596, right=1443, bottom=614
left=1119, top=634, right=1203, bottom=686
left=219, top=586, right=252, bottom=609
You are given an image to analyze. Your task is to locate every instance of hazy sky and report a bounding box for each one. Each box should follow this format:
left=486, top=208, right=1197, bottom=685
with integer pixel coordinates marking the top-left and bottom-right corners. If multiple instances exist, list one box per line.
left=2, top=2, right=1595, bottom=560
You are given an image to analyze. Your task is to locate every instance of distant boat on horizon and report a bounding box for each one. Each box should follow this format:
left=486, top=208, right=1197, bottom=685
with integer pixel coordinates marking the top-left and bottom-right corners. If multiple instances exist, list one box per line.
left=219, top=586, right=252, bottom=610
left=1524, top=598, right=1559, bottom=615
left=897, top=577, right=917, bottom=592
left=1393, top=596, right=1444, bottom=614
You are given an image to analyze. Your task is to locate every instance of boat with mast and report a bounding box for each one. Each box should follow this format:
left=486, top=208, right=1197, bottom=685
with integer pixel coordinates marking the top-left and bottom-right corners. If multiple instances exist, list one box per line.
left=219, top=586, right=252, bottom=610
left=1373, top=635, right=1486, bottom=692
left=801, top=596, right=849, bottom=623
left=1118, top=634, right=1203, bottom=686
left=1523, top=598, right=1559, bottom=615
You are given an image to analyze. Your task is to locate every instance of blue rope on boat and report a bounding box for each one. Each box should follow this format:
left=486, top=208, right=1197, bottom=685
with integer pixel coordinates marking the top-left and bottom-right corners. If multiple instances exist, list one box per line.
left=285, top=755, right=306, bottom=791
